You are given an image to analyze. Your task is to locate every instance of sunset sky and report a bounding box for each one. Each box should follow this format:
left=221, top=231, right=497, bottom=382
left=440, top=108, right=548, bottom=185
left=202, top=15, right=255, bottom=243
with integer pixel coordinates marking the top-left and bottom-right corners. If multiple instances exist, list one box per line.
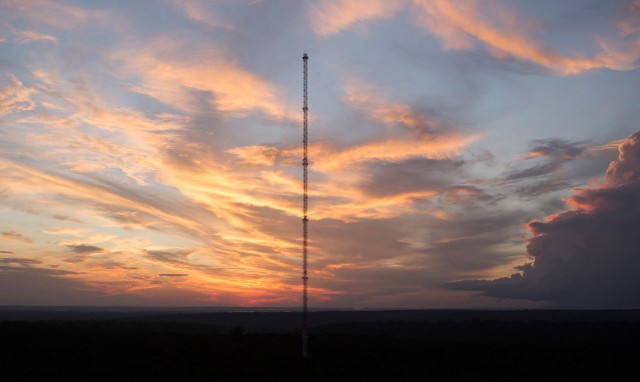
left=1, top=0, right=640, bottom=308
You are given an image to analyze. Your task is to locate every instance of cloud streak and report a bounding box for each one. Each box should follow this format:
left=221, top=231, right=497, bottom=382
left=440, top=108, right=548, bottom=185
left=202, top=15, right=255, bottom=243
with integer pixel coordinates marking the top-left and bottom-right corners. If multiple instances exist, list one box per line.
left=310, top=0, right=404, bottom=37
left=411, top=0, right=640, bottom=75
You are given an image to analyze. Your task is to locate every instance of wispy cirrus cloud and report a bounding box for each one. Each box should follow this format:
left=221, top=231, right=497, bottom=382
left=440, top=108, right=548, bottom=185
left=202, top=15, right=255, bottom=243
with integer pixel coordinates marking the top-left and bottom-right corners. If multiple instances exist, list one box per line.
left=171, top=0, right=233, bottom=30
left=0, top=0, right=107, bottom=30
left=310, top=0, right=404, bottom=37
left=112, top=38, right=296, bottom=119
left=0, top=75, right=35, bottom=116
left=412, top=0, right=639, bottom=75
left=307, top=0, right=640, bottom=74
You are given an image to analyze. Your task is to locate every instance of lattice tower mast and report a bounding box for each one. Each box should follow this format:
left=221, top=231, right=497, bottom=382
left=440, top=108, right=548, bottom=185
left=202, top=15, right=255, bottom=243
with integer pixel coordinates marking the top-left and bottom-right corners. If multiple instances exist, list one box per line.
left=302, top=52, right=309, bottom=358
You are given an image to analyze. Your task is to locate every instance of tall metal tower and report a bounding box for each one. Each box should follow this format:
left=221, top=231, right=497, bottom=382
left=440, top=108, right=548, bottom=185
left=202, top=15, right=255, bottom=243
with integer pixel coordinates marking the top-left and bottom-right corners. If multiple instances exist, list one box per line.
left=301, top=52, right=309, bottom=358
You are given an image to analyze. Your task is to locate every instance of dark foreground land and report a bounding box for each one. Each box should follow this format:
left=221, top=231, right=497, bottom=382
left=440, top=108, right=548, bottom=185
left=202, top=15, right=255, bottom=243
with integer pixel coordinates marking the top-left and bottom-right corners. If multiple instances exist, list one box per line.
left=2, top=309, right=640, bottom=381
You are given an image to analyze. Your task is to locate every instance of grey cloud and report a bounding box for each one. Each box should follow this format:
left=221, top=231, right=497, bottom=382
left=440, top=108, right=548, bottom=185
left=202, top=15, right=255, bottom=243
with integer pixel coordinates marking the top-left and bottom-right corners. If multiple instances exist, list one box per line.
left=359, top=159, right=464, bottom=198
left=64, top=244, right=104, bottom=264
left=425, top=210, right=531, bottom=273
left=504, top=161, right=560, bottom=181
left=96, top=260, right=125, bottom=269
left=501, top=138, right=591, bottom=197
left=528, top=138, right=588, bottom=160
left=0, top=266, right=102, bottom=305
left=1, top=231, right=33, bottom=243
left=144, top=249, right=193, bottom=265
left=448, top=131, right=640, bottom=308
left=314, top=217, right=411, bottom=264
left=505, top=138, right=589, bottom=182
left=442, top=185, right=493, bottom=204
left=66, top=244, right=103, bottom=254
left=0, top=265, right=209, bottom=306
left=445, top=273, right=537, bottom=300
left=515, top=178, right=571, bottom=198
left=63, top=256, right=86, bottom=264
left=143, top=248, right=239, bottom=277
left=52, top=214, right=84, bottom=223
left=0, top=257, right=42, bottom=266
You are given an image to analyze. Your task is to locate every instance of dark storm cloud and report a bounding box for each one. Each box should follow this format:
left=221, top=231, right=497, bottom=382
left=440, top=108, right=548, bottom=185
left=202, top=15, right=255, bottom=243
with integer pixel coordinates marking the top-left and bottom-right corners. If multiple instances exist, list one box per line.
left=66, top=244, right=103, bottom=254
left=448, top=131, right=640, bottom=308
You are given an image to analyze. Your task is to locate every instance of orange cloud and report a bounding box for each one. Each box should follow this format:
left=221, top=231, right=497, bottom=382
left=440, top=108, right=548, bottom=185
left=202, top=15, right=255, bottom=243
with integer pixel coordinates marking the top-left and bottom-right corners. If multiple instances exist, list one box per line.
left=315, top=134, right=477, bottom=172
left=171, top=0, right=233, bottom=29
left=0, top=159, right=215, bottom=242
left=0, top=75, right=35, bottom=116
left=412, top=0, right=638, bottom=75
left=310, top=0, right=404, bottom=37
left=343, top=79, right=432, bottom=131
left=224, top=77, right=478, bottom=223
left=113, top=39, right=295, bottom=119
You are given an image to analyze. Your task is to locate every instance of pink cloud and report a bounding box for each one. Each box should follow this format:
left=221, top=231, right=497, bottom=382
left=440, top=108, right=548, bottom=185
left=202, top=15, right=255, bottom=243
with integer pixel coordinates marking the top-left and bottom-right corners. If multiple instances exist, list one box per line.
left=412, top=0, right=639, bottom=75
left=310, top=0, right=404, bottom=37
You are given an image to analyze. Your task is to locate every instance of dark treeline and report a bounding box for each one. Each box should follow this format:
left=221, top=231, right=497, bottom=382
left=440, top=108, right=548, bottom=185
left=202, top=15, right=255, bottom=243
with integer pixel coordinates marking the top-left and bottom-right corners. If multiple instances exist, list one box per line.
left=2, top=314, right=640, bottom=380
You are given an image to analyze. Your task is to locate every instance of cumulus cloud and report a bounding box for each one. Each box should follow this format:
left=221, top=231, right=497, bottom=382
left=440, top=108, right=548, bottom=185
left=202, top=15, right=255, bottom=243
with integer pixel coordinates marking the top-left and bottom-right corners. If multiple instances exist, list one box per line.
left=449, top=131, right=640, bottom=308
left=606, top=132, right=640, bottom=185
